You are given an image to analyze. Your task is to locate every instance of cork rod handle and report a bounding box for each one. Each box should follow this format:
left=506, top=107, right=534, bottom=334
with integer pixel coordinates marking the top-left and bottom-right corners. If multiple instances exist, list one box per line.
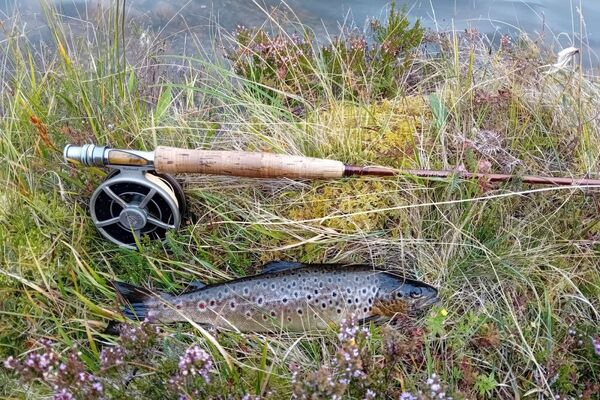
left=154, top=146, right=346, bottom=179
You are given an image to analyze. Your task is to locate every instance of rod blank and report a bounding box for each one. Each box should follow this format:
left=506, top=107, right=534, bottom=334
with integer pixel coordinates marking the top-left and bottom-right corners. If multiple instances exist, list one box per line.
left=64, top=144, right=600, bottom=186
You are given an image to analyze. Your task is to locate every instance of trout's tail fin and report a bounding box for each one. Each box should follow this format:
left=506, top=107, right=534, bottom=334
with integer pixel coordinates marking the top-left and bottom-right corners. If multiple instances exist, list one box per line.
left=111, top=281, right=154, bottom=321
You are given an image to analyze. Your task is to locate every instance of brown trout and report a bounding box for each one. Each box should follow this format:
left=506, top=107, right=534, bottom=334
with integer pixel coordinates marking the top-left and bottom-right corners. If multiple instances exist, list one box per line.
left=112, top=262, right=438, bottom=332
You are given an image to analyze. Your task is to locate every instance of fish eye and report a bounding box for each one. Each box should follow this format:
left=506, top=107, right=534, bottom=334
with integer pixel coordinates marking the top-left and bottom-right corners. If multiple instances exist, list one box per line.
left=410, top=287, right=423, bottom=298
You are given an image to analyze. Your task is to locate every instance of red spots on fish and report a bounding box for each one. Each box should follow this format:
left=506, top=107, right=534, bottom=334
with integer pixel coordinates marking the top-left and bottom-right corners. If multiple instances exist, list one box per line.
left=198, top=301, right=206, bottom=310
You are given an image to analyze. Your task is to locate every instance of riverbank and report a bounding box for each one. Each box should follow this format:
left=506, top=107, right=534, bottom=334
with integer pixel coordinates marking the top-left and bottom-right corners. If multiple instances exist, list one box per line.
left=1, top=3, right=599, bottom=399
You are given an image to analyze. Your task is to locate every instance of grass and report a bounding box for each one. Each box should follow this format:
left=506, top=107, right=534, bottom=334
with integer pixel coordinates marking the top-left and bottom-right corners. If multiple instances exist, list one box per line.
left=1, top=1, right=599, bottom=399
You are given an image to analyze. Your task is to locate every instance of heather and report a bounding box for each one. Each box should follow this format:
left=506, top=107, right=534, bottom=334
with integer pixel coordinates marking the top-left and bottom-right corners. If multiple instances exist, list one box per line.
left=1, top=1, right=599, bottom=399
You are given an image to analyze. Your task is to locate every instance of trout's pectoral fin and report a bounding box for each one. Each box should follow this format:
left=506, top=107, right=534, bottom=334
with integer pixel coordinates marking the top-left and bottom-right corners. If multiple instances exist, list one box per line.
left=359, top=315, right=388, bottom=326
left=261, top=261, right=304, bottom=274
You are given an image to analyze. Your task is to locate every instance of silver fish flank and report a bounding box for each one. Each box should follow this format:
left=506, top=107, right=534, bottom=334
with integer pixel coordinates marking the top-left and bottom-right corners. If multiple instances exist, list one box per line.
left=112, top=262, right=439, bottom=332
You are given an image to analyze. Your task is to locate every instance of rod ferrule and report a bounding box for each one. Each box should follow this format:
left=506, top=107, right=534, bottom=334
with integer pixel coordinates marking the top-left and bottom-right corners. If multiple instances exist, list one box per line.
left=63, top=144, right=108, bottom=166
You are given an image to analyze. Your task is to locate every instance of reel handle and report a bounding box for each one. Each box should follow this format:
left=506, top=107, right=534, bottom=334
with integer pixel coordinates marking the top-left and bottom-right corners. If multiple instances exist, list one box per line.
left=154, top=146, right=347, bottom=179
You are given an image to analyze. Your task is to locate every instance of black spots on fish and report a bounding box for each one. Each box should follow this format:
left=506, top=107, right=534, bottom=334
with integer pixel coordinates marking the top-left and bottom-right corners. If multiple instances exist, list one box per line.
left=287, top=316, right=292, bottom=322
left=368, top=298, right=373, bottom=305
left=245, top=310, right=252, bottom=319
left=307, top=294, right=312, bottom=301
left=270, top=310, right=276, bottom=317
left=282, top=297, right=288, bottom=304
left=354, top=276, right=360, bottom=283
left=363, top=307, right=368, bottom=313
left=243, top=287, right=250, bottom=296
left=198, top=301, right=206, bottom=311
left=293, top=291, right=299, bottom=298
left=328, top=277, right=333, bottom=284
left=162, top=304, right=168, bottom=309
left=362, top=288, right=368, bottom=295
left=314, top=289, right=319, bottom=295
left=257, top=297, right=264, bottom=305
left=262, top=314, right=268, bottom=321
left=329, top=299, right=333, bottom=305
left=297, top=309, right=303, bottom=315
left=313, top=277, right=319, bottom=284
left=332, top=292, right=338, bottom=298
left=217, top=292, right=224, bottom=300
left=209, top=299, right=216, bottom=307
left=336, top=308, right=342, bottom=314
left=271, top=283, right=276, bottom=290
left=371, top=286, right=378, bottom=294
left=355, top=297, right=360, bottom=304
left=318, top=282, right=324, bottom=288
left=230, top=301, right=236, bottom=310
left=321, top=302, right=327, bottom=309
left=292, top=281, right=297, bottom=287
left=346, top=288, right=352, bottom=294
left=262, top=282, right=268, bottom=288
left=347, top=298, right=353, bottom=305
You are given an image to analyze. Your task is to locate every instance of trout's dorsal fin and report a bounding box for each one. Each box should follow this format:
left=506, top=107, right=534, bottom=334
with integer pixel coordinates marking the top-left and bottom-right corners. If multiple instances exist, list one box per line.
left=181, top=281, right=207, bottom=294
left=261, top=261, right=304, bottom=274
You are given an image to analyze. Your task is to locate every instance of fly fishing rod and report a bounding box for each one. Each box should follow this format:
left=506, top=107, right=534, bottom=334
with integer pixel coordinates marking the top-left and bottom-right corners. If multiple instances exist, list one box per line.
left=64, top=143, right=600, bottom=248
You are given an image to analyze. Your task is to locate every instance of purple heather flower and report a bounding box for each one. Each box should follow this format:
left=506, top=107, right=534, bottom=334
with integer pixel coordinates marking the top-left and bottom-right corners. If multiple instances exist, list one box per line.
left=364, top=389, right=376, bottom=399
left=99, top=345, right=126, bottom=369
left=593, top=337, right=600, bottom=356
left=178, top=345, right=213, bottom=383
left=53, top=389, right=75, bottom=400
left=399, top=393, right=417, bottom=400
left=3, top=356, right=16, bottom=369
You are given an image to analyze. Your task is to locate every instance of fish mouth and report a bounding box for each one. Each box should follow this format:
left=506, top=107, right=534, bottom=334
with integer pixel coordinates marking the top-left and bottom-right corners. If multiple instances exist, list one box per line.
left=415, top=296, right=440, bottom=309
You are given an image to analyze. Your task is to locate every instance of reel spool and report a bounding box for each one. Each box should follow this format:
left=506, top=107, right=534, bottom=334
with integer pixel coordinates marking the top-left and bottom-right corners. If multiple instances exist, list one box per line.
left=90, top=169, right=186, bottom=248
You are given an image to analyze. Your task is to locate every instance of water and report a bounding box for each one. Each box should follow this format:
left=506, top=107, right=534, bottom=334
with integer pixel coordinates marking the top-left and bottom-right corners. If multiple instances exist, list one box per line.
left=3, top=0, right=599, bottom=66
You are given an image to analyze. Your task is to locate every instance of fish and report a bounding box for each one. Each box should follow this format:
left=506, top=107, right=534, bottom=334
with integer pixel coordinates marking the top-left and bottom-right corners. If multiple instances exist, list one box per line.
left=111, top=262, right=439, bottom=332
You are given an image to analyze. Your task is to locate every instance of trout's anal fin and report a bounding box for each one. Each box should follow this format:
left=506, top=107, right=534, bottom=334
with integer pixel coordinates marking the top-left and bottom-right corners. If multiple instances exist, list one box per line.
left=261, top=261, right=304, bottom=274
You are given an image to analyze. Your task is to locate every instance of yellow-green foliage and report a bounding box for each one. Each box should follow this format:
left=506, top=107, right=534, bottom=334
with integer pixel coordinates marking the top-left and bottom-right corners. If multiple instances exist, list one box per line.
left=285, top=179, right=410, bottom=234
left=312, top=96, right=431, bottom=166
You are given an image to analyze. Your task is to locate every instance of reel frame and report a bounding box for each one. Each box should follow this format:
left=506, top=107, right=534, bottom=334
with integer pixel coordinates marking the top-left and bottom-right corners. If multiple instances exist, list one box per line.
left=89, top=166, right=185, bottom=249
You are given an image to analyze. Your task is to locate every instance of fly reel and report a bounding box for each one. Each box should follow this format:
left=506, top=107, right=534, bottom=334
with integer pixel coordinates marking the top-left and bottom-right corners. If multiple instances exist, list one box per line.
left=90, top=169, right=186, bottom=248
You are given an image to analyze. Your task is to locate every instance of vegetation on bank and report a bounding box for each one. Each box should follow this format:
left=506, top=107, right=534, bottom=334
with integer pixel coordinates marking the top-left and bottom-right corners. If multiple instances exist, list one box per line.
left=1, top=1, right=599, bottom=399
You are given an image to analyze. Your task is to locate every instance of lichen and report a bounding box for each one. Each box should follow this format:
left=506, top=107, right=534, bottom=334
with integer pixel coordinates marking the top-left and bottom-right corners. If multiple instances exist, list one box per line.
left=311, top=96, right=431, bottom=167
left=284, top=178, right=410, bottom=234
